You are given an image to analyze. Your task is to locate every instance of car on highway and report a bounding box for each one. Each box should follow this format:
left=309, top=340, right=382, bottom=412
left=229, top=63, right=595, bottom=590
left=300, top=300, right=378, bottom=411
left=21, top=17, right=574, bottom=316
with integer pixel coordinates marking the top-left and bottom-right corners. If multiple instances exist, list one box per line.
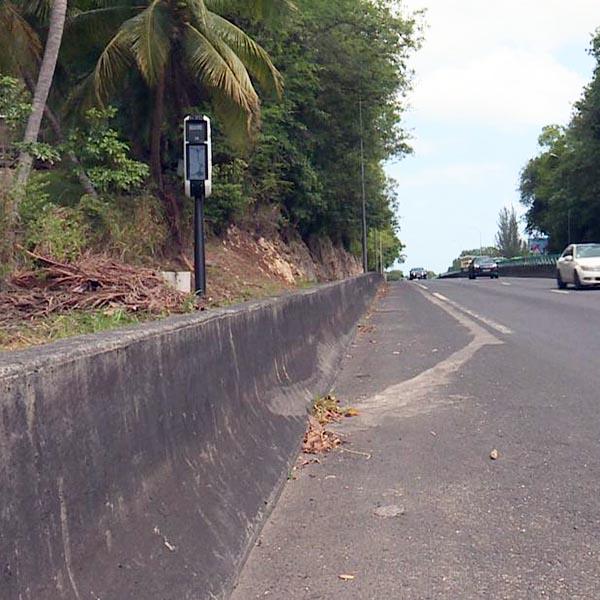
left=409, top=267, right=428, bottom=280
left=468, top=256, right=499, bottom=279
left=556, top=243, right=600, bottom=289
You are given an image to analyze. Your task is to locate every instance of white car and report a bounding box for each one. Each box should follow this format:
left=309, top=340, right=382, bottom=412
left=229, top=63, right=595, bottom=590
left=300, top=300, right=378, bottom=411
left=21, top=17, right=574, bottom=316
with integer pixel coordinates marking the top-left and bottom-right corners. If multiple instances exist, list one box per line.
left=556, top=243, right=600, bottom=289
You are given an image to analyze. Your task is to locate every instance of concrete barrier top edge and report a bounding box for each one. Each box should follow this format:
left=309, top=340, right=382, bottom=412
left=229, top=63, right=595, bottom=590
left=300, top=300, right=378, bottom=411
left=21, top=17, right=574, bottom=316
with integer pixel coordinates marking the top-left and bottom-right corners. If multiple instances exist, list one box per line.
left=0, top=273, right=379, bottom=380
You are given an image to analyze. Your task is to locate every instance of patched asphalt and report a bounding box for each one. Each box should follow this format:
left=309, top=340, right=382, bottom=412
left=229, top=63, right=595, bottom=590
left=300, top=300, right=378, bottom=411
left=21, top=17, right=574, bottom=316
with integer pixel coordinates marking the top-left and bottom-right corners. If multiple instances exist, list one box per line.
left=230, top=279, right=600, bottom=600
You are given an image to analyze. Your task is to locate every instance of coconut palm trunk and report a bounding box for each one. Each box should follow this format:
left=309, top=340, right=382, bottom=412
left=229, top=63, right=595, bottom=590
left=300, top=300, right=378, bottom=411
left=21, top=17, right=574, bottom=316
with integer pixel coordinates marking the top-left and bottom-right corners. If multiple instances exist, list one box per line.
left=15, top=0, right=67, bottom=191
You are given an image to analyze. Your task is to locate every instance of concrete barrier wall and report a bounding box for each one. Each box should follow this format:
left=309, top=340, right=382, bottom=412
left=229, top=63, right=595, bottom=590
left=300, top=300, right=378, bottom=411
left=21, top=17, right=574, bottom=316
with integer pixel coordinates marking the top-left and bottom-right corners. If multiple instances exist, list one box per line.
left=497, top=263, right=555, bottom=278
left=440, top=263, right=557, bottom=279
left=0, top=274, right=380, bottom=600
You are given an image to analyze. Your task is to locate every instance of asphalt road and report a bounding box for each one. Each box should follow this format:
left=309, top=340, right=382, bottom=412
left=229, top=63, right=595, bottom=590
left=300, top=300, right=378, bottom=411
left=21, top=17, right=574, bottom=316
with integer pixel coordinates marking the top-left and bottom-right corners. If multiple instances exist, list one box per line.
left=230, top=278, right=600, bottom=600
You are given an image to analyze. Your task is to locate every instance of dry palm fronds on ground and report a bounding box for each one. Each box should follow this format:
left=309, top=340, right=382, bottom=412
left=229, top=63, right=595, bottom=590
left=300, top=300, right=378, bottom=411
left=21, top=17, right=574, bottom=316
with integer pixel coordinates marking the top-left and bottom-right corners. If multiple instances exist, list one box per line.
left=0, top=251, right=195, bottom=326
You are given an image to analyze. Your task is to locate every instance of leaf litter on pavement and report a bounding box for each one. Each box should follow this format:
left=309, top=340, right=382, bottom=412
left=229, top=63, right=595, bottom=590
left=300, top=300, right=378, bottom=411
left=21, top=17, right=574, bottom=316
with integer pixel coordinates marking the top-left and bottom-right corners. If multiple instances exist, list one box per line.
left=301, top=394, right=359, bottom=455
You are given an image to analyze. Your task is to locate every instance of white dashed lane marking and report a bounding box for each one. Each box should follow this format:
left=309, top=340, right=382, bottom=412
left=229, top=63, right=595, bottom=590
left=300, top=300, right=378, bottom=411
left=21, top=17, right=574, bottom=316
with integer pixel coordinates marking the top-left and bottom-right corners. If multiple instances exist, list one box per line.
left=550, top=289, right=570, bottom=295
left=431, top=292, right=513, bottom=336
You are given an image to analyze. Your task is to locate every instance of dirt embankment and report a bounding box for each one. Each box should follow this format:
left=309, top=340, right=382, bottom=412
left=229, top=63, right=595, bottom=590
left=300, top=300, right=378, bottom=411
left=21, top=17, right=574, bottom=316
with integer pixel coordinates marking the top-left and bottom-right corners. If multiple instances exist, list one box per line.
left=0, top=227, right=361, bottom=350
left=204, top=226, right=362, bottom=303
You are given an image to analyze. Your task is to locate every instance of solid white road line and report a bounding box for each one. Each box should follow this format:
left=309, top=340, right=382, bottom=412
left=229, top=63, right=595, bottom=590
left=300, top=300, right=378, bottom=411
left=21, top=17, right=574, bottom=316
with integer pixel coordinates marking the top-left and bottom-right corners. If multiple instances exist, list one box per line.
left=342, top=290, right=503, bottom=431
left=431, top=292, right=513, bottom=335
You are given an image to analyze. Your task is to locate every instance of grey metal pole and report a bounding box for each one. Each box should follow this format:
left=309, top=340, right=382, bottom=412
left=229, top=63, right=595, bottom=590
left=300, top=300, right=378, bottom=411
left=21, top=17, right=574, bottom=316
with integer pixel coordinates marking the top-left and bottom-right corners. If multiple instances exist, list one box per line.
left=568, top=208, right=572, bottom=244
left=194, top=189, right=206, bottom=296
left=373, top=229, right=377, bottom=273
left=359, top=98, right=368, bottom=273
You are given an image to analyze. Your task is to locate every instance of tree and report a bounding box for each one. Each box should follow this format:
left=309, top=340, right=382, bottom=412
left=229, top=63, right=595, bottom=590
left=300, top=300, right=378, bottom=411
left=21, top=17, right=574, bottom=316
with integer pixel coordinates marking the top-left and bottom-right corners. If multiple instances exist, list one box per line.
left=519, top=30, right=600, bottom=249
left=0, top=0, right=419, bottom=271
left=90, top=0, right=287, bottom=189
left=15, top=0, right=67, bottom=190
left=451, top=247, right=500, bottom=271
left=496, top=207, right=526, bottom=258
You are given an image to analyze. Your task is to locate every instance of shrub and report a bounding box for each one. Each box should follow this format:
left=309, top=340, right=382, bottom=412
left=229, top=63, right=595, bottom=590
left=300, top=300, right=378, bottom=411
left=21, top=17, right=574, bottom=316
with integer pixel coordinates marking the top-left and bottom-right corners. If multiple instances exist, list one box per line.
left=19, top=179, right=88, bottom=261
left=205, top=159, right=251, bottom=234
left=65, top=107, right=149, bottom=194
left=78, top=193, right=168, bottom=260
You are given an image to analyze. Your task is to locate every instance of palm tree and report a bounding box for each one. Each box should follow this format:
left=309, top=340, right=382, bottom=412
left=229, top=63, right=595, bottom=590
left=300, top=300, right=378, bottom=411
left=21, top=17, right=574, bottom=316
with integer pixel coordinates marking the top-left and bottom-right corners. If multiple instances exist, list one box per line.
left=15, top=0, right=68, bottom=190
left=91, top=0, right=292, bottom=188
left=1, top=0, right=99, bottom=200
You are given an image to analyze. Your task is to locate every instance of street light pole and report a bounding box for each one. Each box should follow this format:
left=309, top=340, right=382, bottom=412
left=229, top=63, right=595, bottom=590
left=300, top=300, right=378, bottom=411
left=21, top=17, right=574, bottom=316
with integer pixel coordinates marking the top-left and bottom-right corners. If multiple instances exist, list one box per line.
left=359, top=98, right=368, bottom=273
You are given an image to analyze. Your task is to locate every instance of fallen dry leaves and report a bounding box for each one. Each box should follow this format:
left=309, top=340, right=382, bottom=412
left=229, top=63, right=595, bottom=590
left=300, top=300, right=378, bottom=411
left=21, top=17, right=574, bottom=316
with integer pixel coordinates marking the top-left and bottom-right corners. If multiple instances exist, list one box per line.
left=302, top=415, right=342, bottom=455
left=302, top=395, right=359, bottom=455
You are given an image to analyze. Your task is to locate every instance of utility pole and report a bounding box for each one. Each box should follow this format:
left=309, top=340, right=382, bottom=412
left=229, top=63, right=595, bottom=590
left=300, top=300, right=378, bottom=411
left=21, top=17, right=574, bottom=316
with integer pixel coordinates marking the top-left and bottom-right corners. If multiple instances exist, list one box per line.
left=359, top=98, right=368, bottom=273
left=379, top=230, right=383, bottom=274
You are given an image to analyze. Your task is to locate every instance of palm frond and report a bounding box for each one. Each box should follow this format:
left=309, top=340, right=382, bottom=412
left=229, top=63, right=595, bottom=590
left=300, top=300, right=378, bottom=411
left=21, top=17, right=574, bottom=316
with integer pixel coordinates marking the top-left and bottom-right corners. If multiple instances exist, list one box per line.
left=128, top=0, right=172, bottom=86
left=93, top=26, right=134, bottom=103
left=92, top=1, right=171, bottom=98
left=65, top=6, right=141, bottom=52
left=184, top=0, right=209, bottom=29
left=0, top=1, right=42, bottom=74
left=205, top=0, right=296, bottom=21
left=16, top=0, right=51, bottom=20
left=210, top=86, right=258, bottom=149
left=183, top=22, right=259, bottom=115
left=207, top=11, right=282, bottom=97
left=67, top=6, right=140, bottom=30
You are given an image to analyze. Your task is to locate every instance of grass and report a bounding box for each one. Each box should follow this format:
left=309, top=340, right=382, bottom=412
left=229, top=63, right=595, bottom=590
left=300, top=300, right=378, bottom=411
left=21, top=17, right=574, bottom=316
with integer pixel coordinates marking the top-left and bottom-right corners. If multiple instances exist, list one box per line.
left=0, top=308, right=156, bottom=351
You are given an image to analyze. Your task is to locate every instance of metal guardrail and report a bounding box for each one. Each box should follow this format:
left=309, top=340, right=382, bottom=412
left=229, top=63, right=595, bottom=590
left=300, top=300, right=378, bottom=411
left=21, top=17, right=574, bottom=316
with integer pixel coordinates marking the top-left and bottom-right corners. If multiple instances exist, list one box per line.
left=497, top=254, right=559, bottom=278
left=439, top=254, right=560, bottom=280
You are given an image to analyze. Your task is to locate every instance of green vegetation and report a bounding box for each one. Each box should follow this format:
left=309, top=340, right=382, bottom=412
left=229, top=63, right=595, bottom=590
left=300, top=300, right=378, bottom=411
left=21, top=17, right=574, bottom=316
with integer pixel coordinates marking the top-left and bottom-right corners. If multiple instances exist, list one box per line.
left=0, top=308, right=152, bottom=351
left=519, top=30, right=600, bottom=250
left=0, top=0, right=418, bottom=272
left=386, top=269, right=403, bottom=281
left=449, top=247, right=501, bottom=272
left=495, top=206, right=527, bottom=258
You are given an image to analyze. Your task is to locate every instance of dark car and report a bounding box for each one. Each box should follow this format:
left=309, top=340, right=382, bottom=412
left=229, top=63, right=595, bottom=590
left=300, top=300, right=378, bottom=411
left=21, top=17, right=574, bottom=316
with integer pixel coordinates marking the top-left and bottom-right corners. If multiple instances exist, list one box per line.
left=409, top=267, right=428, bottom=280
left=468, top=256, right=499, bottom=279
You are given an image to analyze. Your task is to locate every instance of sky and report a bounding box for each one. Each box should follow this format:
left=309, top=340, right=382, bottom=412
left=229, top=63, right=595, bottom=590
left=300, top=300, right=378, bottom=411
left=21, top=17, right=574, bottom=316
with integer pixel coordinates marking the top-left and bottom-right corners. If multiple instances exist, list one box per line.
left=387, top=0, right=600, bottom=273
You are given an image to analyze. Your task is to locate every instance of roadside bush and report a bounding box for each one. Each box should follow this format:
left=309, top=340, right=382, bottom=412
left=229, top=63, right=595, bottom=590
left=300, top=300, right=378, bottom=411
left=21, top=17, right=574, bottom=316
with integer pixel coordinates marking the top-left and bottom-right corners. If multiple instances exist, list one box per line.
left=20, top=187, right=88, bottom=262
left=78, top=193, right=168, bottom=260
left=386, top=270, right=404, bottom=281
left=205, top=159, right=251, bottom=234
left=65, top=107, right=149, bottom=194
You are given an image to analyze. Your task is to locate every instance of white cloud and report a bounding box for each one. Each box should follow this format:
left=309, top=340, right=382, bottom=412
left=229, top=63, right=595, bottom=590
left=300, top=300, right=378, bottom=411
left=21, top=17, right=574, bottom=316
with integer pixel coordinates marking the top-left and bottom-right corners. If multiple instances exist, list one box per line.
left=411, top=47, right=585, bottom=125
left=390, top=0, right=600, bottom=272
left=399, top=161, right=506, bottom=188
left=405, top=0, right=600, bottom=58
left=401, top=0, right=600, bottom=126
